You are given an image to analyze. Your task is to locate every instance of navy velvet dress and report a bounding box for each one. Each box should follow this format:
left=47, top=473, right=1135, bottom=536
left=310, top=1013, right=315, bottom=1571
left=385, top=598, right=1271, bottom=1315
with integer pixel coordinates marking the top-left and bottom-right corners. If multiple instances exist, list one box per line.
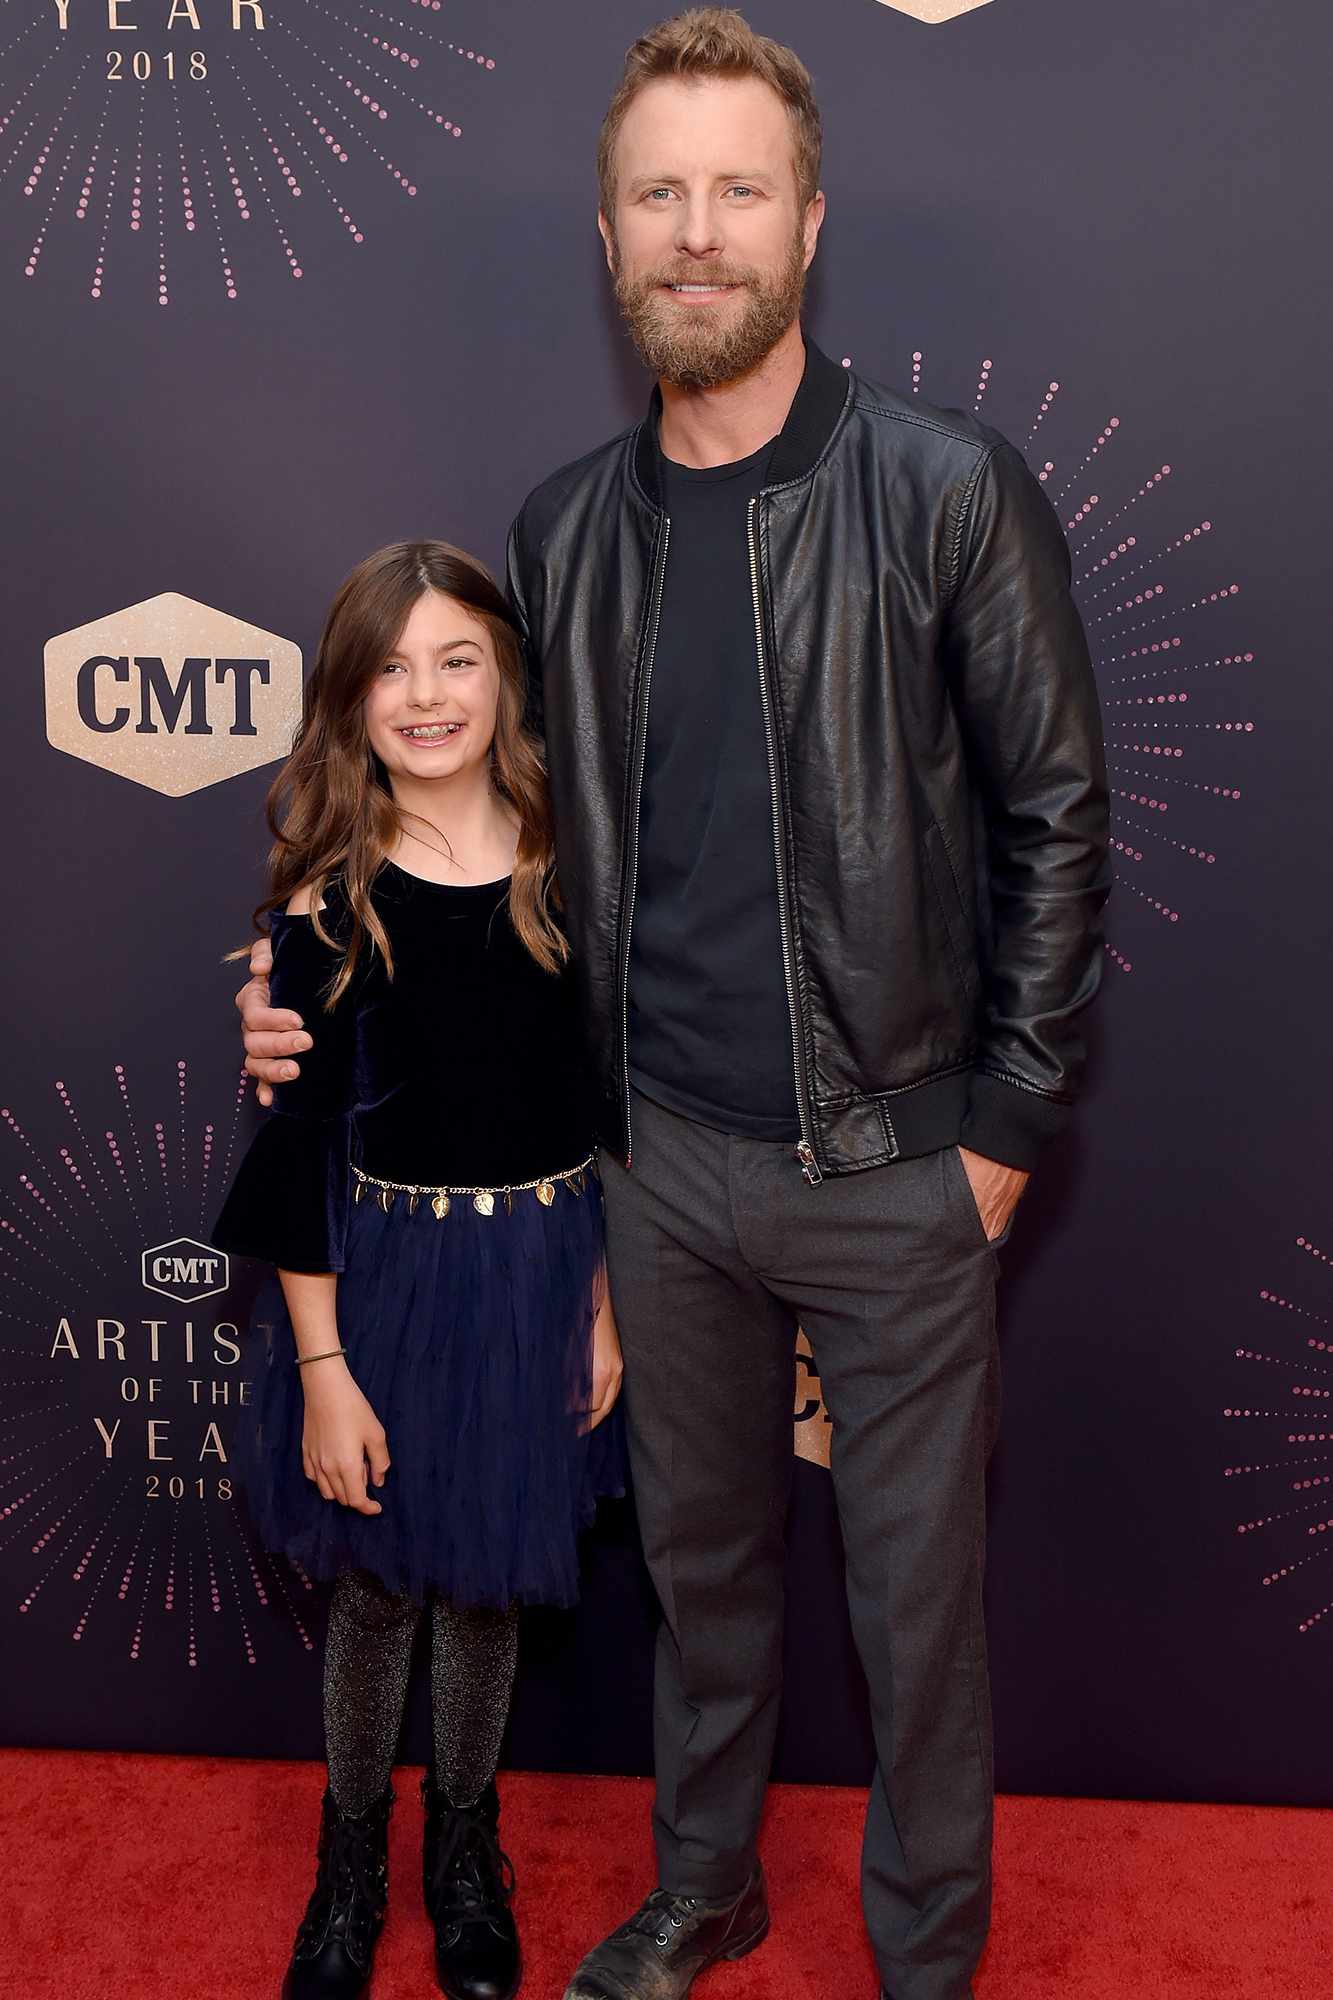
left=212, top=862, right=623, bottom=1609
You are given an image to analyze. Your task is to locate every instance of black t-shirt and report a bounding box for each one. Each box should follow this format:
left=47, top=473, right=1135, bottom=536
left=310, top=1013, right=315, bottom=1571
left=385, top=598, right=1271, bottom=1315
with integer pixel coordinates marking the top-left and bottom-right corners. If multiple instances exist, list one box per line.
left=626, top=435, right=801, bottom=1143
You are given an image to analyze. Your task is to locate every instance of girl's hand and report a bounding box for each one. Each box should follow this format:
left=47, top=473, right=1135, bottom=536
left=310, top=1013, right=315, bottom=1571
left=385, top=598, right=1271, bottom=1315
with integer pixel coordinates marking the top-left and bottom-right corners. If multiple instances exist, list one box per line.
left=584, top=1287, right=624, bottom=1433
left=300, top=1361, right=390, bottom=1514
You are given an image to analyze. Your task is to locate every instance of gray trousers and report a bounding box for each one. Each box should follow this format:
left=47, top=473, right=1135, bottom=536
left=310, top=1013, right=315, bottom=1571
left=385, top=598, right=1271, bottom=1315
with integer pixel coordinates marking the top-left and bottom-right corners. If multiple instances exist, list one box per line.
left=600, top=1090, right=1001, bottom=2000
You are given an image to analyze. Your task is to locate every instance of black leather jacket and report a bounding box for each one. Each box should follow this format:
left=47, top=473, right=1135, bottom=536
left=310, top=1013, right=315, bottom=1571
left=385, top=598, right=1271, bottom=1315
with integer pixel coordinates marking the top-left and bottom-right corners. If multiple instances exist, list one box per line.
left=506, top=341, right=1110, bottom=1181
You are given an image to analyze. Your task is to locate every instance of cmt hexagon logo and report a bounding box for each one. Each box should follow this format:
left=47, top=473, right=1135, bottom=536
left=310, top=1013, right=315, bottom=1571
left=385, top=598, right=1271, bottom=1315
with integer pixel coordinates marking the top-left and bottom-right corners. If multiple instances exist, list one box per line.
left=874, top=0, right=994, bottom=21
left=141, top=1238, right=231, bottom=1304
left=45, top=591, right=303, bottom=798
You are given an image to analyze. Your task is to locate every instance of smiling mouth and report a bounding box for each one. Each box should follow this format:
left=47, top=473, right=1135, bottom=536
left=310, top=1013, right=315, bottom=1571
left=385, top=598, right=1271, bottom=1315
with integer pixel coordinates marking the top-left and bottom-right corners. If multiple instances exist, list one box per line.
left=398, top=722, right=463, bottom=742
left=664, top=282, right=739, bottom=294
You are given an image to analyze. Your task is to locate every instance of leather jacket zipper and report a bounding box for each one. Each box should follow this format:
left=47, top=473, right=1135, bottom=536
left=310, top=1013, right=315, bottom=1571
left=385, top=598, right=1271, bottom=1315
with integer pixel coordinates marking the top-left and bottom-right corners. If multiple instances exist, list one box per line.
left=617, top=515, right=671, bottom=1169
left=747, top=495, right=822, bottom=1186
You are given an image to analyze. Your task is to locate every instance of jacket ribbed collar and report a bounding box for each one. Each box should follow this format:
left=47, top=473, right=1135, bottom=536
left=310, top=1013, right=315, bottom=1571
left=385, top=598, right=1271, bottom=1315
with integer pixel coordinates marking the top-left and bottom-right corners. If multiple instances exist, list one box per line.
left=631, top=336, right=853, bottom=509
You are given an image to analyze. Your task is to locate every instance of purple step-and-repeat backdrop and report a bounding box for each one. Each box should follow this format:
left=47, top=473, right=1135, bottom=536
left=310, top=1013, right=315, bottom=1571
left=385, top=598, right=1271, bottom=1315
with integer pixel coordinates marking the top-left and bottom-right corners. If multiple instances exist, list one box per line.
left=2, top=0, right=1330, bottom=1803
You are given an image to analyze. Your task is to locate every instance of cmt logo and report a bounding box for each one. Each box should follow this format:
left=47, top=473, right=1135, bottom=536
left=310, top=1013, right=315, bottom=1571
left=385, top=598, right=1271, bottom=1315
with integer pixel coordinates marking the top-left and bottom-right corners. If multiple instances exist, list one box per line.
left=141, top=1237, right=231, bottom=1304
left=45, top=591, right=302, bottom=797
left=873, top=1, right=994, bottom=21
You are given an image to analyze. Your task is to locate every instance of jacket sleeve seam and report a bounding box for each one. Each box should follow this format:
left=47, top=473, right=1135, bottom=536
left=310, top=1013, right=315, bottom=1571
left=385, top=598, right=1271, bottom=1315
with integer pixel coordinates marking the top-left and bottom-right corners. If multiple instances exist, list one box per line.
left=942, top=442, right=999, bottom=611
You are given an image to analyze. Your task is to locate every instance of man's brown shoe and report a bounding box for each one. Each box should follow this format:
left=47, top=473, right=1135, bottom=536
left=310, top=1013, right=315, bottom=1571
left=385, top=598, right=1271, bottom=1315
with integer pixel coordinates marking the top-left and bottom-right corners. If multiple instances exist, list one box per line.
left=562, top=1867, right=768, bottom=1999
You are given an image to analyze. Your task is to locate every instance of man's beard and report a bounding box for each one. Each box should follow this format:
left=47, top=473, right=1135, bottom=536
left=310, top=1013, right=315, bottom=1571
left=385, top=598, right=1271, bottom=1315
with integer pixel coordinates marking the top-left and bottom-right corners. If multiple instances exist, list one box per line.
left=610, top=227, right=808, bottom=390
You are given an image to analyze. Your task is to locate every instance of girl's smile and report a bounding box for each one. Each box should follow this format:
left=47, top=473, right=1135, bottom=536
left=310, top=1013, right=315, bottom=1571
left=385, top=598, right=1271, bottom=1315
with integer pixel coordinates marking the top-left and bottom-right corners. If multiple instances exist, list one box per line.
left=396, top=720, right=465, bottom=742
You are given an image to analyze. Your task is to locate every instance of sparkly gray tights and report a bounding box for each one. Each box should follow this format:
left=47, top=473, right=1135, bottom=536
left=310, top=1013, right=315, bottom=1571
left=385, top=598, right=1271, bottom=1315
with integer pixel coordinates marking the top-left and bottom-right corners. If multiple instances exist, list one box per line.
left=324, top=1566, right=519, bottom=1815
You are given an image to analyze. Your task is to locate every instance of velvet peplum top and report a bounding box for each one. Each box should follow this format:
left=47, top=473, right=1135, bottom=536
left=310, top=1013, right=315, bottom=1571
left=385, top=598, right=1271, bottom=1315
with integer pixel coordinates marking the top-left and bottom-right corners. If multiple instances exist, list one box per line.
left=212, top=860, right=595, bottom=1275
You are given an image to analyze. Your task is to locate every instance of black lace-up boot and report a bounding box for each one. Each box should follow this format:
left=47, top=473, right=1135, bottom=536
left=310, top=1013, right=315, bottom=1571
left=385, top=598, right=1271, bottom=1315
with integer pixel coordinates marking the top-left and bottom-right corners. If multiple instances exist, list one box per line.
left=281, top=1783, right=393, bottom=1999
left=562, top=1867, right=769, bottom=2000
left=421, top=1772, right=521, bottom=2000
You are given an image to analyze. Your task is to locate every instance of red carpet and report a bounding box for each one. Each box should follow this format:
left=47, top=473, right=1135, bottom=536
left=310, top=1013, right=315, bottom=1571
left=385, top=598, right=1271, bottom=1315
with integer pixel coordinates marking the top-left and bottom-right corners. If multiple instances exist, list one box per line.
left=2, top=1751, right=1328, bottom=1998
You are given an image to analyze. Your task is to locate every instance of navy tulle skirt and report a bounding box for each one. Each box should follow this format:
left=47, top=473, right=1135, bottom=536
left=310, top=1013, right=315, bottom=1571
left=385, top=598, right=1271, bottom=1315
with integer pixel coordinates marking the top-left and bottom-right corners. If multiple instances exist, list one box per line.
left=236, top=1166, right=625, bottom=1608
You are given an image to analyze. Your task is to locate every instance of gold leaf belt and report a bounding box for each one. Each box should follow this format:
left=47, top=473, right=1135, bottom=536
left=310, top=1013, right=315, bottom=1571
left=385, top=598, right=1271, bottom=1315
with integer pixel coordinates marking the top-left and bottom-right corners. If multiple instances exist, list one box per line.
left=352, top=1153, right=597, bottom=1219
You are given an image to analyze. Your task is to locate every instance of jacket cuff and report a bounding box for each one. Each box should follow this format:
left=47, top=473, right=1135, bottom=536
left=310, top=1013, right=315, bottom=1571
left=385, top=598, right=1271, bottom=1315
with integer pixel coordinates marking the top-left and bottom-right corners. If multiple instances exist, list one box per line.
left=961, top=1070, right=1071, bottom=1173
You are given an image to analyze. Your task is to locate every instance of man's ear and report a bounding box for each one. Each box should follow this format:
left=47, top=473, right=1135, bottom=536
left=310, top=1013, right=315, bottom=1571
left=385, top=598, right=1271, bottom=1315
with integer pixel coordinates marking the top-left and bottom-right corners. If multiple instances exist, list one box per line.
left=597, top=210, right=616, bottom=275
left=802, top=190, right=826, bottom=272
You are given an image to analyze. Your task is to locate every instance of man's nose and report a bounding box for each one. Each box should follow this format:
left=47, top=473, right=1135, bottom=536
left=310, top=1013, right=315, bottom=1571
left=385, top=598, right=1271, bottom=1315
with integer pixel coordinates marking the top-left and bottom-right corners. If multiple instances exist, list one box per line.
left=674, top=192, right=724, bottom=259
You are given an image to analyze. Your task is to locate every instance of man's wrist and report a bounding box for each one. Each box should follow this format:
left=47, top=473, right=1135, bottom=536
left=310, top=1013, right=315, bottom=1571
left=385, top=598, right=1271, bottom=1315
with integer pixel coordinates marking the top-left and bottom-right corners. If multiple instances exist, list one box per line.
left=961, top=1068, right=1068, bottom=1174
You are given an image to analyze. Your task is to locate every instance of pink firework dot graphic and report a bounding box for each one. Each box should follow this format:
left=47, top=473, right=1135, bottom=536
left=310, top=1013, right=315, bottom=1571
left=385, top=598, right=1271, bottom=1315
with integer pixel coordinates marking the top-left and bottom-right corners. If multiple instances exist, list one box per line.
left=1225, top=1235, right=1333, bottom=1641
left=839, top=347, right=1256, bottom=977
left=0, top=1058, right=316, bottom=1668
left=1, top=3, right=497, bottom=301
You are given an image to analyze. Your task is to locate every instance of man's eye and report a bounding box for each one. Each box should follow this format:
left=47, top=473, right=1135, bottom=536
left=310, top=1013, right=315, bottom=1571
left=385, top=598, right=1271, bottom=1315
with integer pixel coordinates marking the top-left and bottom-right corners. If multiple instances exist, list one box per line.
left=727, top=185, right=756, bottom=199
left=645, top=187, right=676, bottom=202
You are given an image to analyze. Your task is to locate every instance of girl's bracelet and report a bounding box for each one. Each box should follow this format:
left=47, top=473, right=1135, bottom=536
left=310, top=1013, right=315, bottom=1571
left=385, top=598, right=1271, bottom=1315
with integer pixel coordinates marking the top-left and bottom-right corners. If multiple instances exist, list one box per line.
left=296, top=1346, right=347, bottom=1368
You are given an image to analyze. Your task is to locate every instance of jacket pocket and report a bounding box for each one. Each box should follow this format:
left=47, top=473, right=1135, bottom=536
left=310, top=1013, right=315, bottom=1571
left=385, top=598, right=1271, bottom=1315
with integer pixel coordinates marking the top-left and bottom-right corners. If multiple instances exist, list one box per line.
left=922, top=820, right=977, bottom=1004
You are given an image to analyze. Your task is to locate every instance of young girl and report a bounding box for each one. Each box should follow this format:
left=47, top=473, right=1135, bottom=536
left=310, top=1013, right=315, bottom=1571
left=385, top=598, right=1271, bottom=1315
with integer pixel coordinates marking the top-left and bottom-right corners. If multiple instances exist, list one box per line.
left=212, top=541, right=624, bottom=2000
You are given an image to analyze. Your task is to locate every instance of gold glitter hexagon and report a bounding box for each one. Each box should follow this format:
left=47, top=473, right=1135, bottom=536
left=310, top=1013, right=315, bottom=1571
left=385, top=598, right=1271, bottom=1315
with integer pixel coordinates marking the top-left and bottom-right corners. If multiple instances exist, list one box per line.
left=873, top=0, right=993, bottom=21
left=44, top=591, right=303, bottom=799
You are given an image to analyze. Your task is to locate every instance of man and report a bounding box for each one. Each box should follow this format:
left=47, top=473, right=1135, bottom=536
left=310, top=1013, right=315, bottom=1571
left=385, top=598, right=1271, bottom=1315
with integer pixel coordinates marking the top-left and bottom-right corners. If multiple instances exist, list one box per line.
left=240, top=12, right=1109, bottom=1998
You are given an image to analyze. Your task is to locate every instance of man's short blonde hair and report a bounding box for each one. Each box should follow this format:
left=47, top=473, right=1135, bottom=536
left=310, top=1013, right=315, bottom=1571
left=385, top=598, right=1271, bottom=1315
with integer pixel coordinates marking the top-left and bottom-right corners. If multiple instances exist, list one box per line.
left=597, top=8, right=822, bottom=216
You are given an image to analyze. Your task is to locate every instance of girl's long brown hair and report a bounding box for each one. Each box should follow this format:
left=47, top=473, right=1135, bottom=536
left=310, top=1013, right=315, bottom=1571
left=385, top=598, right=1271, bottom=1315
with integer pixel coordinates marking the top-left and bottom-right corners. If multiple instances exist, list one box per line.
left=256, top=540, right=566, bottom=1004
